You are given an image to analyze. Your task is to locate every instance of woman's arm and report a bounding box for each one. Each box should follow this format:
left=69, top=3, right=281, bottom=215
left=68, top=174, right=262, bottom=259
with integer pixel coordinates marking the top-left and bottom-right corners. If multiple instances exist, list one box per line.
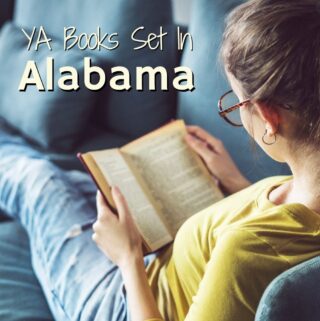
left=92, top=188, right=162, bottom=321
left=121, top=255, right=162, bottom=321
left=183, top=229, right=289, bottom=321
left=185, top=125, right=251, bottom=194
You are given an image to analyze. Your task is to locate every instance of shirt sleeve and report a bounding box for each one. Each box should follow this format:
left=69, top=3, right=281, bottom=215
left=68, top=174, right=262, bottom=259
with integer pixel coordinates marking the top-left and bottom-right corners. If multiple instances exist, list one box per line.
left=184, top=229, right=290, bottom=321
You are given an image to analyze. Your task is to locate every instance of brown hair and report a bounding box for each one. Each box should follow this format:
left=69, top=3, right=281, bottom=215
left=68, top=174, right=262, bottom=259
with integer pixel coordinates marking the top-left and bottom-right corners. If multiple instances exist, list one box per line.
left=220, top=0, right=320, bottom=146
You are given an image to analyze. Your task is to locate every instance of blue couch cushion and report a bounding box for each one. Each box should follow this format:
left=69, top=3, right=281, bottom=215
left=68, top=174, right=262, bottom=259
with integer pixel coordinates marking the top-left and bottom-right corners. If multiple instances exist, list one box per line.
left=47, top=127, right=131, bottom=171
left=255, top=255, right=320, bottom=321
left=177, top=0, right=291, bottom=182
left=0, top=221, right=53, bottom=321
left=0, top=22, right=95, bottom=152
left=14, top=0, right=178, bottom=139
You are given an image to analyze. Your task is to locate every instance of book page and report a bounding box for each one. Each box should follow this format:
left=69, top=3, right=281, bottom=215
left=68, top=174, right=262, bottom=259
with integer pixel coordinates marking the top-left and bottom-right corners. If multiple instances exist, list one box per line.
left=89, top=149, right=173, bottom=251
left=121, top=120, right=224, bottom=235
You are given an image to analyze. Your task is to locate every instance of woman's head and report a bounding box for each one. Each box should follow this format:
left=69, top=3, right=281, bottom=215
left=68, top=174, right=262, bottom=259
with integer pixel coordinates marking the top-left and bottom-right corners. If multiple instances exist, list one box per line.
left=220, top=0, right=320, bottom=161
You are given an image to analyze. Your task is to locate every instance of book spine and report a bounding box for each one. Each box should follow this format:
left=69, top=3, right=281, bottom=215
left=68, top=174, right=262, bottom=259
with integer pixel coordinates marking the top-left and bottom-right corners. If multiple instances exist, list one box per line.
left=77, top=153, right=158, bottom=255
left=77, top=153, right=118, bottom=215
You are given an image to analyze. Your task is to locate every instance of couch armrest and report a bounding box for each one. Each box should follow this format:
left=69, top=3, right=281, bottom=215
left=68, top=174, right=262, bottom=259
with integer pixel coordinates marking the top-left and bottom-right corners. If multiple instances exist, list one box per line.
left=256, top=255, right=320, bottom=321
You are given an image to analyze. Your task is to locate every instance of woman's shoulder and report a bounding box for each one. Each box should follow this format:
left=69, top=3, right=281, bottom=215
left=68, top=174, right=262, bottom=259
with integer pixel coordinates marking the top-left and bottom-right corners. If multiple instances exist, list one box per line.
left=261, top=175, right=292, bottom=183
left=207, top=175, right=293, bottom=214
left=230, top=175, right=293, bottom=207
left=251, top=175, right=293, bottom=190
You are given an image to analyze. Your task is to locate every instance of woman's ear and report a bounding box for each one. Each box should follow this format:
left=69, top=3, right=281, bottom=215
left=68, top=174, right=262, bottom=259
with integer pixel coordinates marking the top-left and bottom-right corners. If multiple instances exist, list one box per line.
left=254, top=102, right=280, bottom=135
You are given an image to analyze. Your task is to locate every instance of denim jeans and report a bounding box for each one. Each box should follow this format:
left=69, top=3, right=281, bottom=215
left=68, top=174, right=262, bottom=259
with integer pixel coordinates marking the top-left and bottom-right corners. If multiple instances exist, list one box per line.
left=0, top=127, right=156, bottom=321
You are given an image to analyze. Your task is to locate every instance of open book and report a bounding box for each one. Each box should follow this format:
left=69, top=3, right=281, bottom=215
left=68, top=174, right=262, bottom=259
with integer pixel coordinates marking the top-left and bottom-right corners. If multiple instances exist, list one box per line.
left=78, top=120, right=224, bottom=253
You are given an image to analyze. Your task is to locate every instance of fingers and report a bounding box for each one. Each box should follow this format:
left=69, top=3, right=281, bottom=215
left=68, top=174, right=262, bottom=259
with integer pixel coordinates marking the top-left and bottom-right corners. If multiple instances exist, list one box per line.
left=92, top=219, right=102, bottom=243
left=96, top=191, right=116, bottom=221
left=111, top=186, right=131, bottom=222
left=185, top=133, right=215, bottom=164
left=92, top=230, right=99, bottom=243
left=95, top=187, right=131, bottom=225
left=93, top=192, right=116, bottom=243
left=186, top=126, right=214, bottom=141
left=186, top=125, right=223, bottom=152
left=93, top=188, right=132, bottom=248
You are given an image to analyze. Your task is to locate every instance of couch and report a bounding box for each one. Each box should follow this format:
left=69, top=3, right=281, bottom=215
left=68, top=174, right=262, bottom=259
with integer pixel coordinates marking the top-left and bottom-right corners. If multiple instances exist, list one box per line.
left=1, top=0, right=317, bottom=321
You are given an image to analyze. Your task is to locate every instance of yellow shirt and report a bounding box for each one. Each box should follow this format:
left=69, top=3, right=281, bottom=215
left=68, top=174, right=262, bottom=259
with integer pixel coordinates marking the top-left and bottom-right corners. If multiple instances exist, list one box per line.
left=146, top=176, right=320, bottom=321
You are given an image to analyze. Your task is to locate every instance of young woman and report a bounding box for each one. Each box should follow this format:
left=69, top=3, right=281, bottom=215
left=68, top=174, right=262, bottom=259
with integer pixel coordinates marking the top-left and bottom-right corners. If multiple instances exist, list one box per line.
left=1, top=0, right=320, bottom=321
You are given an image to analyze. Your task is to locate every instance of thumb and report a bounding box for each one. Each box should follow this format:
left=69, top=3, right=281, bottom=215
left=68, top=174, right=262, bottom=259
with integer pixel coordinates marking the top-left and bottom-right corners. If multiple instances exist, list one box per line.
left=111, top=186, right=131, bottom=221
left=185, top=134, right=215, bottom=163
left=96, top=191, right=111, bottom=219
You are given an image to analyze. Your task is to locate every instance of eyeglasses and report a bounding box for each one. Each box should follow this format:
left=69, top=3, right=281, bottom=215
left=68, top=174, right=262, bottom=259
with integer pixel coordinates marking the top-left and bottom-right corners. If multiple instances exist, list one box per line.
left=218, top=90, right=251, bottom=127
left=218, top=90, right=292, bottom=127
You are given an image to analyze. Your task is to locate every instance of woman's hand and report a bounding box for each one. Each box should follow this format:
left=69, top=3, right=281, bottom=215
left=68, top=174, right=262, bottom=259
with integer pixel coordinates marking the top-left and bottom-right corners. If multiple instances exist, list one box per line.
left=185, top=125, right=251, bottom=194
left=92, top=187, right=143, bottom=270
left=93, top=188, right=162, bottom=321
